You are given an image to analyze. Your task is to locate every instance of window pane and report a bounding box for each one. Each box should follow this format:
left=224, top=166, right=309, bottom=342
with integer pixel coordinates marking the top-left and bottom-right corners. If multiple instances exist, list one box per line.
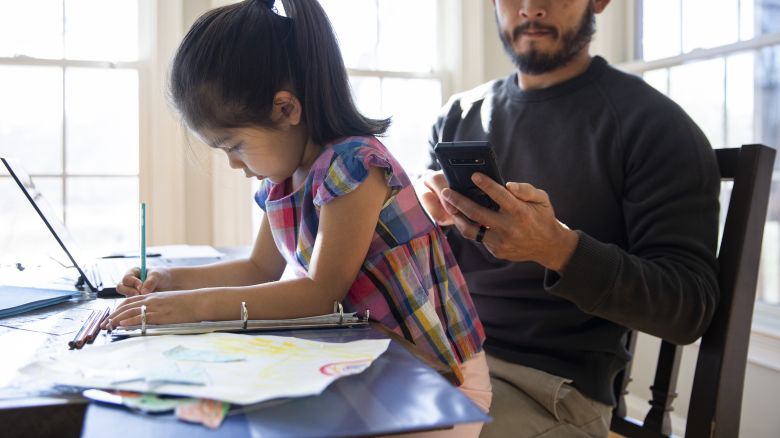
left=64, top=0, right=139, bottom=61
left=642, top=0, right=681, bottom=60
left=726, top=52, right=755, bottom=148
left=642, top=69, right=669, bottom=94
left=0, top=173, right=63, bottom=265
left=755, top=0, right=780, bottom=37
left=67, top=177, right=138, bottom=255
left=65, top=68, right=139, bottom=175
left=0, top=0, right=63, bottom=59
left=319, top=0, right=378, bottom=70
left=669, top=58, right=726, bottom=148
left=350, top=76, right=382, bottom=120
left=381, top=78, right=441, bottom=176
left=0, top=66, right=63, bottom=174
left=757, top=45, right=780, bottom=151
left=760, top=206, right=780, bottom=304
left=741, top=0, right=755, bottom=39
left=756, top=44, right=780, bottom=305
left=377, top=0, right=437, bottom=72
left=682, top=0, right=739, bottom=53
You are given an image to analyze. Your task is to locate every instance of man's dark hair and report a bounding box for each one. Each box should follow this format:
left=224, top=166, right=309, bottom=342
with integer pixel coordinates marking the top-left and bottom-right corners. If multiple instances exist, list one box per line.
left=170, top=0, right=390, bottom=144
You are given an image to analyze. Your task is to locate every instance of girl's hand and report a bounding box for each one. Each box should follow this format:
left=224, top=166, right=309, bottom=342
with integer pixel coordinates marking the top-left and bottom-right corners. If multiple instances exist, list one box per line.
left=105, top=290, right=203, bottom=328
left=116, top=267, right=173, bottom=297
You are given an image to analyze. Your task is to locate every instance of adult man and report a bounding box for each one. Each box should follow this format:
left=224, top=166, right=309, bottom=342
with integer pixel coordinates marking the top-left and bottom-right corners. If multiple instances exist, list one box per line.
left=419, top=1, right=720, bottom=436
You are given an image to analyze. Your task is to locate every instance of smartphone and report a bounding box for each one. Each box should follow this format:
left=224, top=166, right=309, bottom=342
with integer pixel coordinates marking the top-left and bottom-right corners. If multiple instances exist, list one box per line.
left=434, top=141, right=505, bottom=211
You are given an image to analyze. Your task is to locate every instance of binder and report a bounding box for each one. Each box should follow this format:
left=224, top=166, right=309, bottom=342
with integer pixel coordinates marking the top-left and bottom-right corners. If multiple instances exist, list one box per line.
left=110, top=302, right=369, bottom=337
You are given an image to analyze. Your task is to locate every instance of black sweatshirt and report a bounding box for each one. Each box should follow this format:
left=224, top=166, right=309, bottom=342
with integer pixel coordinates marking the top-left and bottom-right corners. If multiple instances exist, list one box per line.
left=427, top=56, right=720, bottom=405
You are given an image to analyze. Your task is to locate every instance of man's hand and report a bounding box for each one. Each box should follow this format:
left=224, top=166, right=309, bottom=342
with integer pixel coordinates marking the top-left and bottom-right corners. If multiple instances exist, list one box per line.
left=416, top=170, right=456, bottom=226
left=441, top=172, right=579, bottom=272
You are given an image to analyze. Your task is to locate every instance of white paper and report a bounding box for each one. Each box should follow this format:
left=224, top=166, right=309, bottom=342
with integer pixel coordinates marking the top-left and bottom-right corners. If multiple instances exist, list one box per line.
left=21, top=333, right=390, bottom=405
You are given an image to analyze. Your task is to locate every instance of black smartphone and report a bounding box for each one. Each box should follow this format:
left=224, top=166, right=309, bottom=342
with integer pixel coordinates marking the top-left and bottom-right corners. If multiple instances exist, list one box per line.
left=434, top=141, right=505, bottom=211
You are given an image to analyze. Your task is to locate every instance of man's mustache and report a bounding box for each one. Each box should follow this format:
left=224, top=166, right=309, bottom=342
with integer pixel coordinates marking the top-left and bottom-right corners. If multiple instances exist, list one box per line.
left=512, top=22, right=559, bottom=40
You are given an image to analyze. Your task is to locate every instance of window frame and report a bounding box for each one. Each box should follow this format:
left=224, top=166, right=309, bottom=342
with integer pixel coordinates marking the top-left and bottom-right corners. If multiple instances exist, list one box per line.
left=616, top=0, right=780, bottom=370
left=0, top=47, right=143, bottom=231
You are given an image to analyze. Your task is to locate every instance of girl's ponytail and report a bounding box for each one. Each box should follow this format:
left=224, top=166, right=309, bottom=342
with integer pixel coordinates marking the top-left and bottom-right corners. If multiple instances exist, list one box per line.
left=170, top=0, right=389, bottom=144
left=280, top=0, right=390, bottom=143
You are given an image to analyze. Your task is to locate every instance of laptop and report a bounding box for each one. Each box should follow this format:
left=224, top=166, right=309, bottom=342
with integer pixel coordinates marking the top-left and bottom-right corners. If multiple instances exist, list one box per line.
left=1, top=157, right=138, bottom=298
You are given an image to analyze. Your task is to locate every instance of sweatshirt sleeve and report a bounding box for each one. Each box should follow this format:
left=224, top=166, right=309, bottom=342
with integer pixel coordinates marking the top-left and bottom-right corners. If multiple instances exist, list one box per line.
left=544, top=91, right=721, bottom=345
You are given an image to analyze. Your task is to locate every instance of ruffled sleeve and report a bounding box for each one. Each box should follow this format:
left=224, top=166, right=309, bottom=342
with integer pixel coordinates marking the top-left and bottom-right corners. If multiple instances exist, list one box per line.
left=313, top=140, right=404, bottom=207
left=254, top=179, right=272, bottom=211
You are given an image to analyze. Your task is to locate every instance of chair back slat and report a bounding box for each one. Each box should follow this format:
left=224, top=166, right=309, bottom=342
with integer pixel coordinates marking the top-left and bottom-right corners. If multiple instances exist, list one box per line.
left=686, top=144, right=776, bottom=438
left=611, top=144, right=776, bottom=438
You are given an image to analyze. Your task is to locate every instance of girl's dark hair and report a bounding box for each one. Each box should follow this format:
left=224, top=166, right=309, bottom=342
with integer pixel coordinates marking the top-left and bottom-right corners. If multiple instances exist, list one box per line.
left=170, top=0, right=390, bottom=144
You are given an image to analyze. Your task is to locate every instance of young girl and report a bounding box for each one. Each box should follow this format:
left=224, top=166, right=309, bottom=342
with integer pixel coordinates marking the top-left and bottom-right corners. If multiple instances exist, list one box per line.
left=108, top=0, right=491, bottom=433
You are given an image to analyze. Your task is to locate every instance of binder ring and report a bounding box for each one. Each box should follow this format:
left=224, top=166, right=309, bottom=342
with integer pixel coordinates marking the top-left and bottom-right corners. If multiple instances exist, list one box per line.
left=241, top=301, right=248, bottom=329
left=334, top=301, right=344, bottom=324
left=140, top=305, right=147, bottom=335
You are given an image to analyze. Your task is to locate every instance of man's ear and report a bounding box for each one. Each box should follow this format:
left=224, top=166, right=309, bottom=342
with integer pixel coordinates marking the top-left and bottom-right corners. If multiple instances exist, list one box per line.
left=594, top=0, right=611, bottom=14
left=271, top=91, right=303, bottom=126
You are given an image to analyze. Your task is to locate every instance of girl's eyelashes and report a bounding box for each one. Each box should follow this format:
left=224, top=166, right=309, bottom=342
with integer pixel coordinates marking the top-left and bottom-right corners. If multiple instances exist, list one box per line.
left=224, top=142, right=243, bottom=153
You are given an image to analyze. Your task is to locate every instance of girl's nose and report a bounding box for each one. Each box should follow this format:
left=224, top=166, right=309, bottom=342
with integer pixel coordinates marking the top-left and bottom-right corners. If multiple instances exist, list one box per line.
left=227, top=154, right=244, bottom=170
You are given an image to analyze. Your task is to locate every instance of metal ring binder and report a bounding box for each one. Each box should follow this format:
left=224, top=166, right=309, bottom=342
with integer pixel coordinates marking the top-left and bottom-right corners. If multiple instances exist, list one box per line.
left=241, top=301, right=248, bottom=329
left=140, top=305, right=147, bottom=335
left=334, top=301, right=344, bottom=324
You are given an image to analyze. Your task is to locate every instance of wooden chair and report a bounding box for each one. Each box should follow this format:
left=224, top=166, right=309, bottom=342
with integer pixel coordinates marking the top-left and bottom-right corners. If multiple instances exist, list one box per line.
left=610, top=144, right=776, bottom=438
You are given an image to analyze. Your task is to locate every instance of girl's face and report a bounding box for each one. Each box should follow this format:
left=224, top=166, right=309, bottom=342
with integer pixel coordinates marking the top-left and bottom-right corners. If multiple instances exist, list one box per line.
left=196, top=92, right=321, bottom=184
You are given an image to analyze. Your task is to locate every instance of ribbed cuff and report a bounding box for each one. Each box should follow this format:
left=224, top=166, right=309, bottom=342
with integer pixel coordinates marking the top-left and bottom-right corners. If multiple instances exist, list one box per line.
left=543, top=231, right=621, bottom=312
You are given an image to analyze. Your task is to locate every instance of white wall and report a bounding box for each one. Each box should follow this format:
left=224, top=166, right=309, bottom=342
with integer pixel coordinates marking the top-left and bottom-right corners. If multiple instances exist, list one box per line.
left=143, top=0, right=254, bottom=248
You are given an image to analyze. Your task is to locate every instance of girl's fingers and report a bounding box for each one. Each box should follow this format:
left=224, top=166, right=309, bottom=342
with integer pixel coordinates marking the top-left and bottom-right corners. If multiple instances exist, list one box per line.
left=116, top=283, right=139, bottom=297
left=112, top=304, right=149, bottom=327
left=140, top=275, right=158, bottom=294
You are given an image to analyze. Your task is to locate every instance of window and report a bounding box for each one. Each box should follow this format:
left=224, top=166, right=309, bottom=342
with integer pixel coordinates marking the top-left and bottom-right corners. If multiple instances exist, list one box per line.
left=0, top=0, right=142, bottom=263
left=628, top=0, right=780, bottom=331
left=320, top=0, right=443, bottom=176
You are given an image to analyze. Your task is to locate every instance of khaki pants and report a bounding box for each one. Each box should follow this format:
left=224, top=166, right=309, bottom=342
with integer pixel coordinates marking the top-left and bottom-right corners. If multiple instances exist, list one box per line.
left=480, top=354, right=613, bottom=438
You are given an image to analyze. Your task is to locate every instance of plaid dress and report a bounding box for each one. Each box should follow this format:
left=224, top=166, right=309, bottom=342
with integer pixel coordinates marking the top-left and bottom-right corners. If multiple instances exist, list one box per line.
left=255, top=136, right=485, bottom=377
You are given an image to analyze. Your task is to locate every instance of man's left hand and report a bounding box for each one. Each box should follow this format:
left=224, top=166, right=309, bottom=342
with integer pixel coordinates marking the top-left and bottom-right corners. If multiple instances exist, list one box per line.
left=440, top=172, right=579, bottom=272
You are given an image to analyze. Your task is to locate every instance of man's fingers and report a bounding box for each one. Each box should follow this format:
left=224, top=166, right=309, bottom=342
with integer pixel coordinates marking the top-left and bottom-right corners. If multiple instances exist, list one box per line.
left=506, top=181, right=548, bottom=204
left=470, top=173, right=514, bottom=206
left=419, top=190, right=454, bottom=226
left=441, top=187, right=495, bottom=227
left=423, top=171, right=448, bottom=194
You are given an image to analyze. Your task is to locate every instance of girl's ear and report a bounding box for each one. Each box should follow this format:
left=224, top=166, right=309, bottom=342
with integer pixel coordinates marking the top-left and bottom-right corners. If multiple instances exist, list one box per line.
left=271, top=91, right=303, bottom=126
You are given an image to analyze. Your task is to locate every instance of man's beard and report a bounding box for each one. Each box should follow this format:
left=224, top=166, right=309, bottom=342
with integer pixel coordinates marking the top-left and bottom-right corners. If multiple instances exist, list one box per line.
left=498, top=3, right=596, bottom=75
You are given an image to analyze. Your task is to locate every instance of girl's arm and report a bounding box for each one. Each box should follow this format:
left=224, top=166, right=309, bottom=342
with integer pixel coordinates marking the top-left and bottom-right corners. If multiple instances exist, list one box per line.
left=110, top=166, right=389, bottom=325
left=167, top=215, right=287, bottom=289
left=118, top=214, right=287, bottom=295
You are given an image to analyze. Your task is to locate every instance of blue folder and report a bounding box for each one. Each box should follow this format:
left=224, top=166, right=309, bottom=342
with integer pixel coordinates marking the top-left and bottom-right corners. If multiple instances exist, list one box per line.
left=0, top=286, right=76, bottom=319
left=81, top=327, right=490, bottom=437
